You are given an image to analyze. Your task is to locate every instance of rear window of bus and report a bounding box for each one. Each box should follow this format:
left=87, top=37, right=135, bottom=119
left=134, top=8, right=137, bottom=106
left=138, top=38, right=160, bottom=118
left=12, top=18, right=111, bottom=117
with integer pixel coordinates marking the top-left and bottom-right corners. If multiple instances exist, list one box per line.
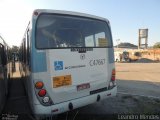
left=35, top=14, right=113, bottom=49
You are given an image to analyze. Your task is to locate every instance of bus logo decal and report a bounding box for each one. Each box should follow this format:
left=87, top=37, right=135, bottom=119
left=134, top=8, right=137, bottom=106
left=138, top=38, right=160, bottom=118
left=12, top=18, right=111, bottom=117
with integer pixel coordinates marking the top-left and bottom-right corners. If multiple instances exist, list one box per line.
left=71, top=48, right=93, bottom=53
left=54, top=61, right=63, bottom=71
left=80, top=54, right=85, bottom=60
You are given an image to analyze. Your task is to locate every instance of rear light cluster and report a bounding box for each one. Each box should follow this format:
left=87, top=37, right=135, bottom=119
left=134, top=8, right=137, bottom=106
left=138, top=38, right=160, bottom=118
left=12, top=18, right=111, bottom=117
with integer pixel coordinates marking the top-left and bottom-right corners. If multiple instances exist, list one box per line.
left=108, top=69, right=116, bottom=89
left=35, top=81, right=53, bottom=106
left=111, top=69, right=116, bottom=81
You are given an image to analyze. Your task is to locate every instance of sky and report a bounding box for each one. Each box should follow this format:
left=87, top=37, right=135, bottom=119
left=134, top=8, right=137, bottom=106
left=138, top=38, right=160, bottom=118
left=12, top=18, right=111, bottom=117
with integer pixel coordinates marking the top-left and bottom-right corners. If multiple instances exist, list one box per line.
left=0, top=0, right=160, bottom=47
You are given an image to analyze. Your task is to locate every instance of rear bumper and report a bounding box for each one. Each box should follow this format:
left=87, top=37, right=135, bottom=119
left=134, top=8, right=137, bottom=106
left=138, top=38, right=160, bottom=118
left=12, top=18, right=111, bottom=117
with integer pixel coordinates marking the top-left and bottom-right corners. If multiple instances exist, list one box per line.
left=33, top=86, right=117, bottom=115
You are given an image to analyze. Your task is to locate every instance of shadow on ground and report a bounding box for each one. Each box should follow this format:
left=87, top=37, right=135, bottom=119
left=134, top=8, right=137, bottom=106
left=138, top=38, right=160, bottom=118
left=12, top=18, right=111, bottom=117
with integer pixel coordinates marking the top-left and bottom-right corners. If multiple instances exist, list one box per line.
left=2, top=77, right=33, bottom=120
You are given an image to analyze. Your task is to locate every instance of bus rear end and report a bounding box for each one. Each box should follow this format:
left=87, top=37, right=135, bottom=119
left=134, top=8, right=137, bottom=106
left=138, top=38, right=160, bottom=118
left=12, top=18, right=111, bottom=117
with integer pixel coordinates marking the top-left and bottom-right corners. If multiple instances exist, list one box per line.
left=30, top=9, right=117, bottom=115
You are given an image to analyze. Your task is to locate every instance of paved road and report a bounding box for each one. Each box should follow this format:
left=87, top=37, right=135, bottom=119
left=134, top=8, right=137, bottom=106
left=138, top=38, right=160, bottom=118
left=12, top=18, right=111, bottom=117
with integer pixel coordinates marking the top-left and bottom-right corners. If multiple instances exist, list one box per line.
left=2, top=77, right=34, bottom=120
left=2, top=62, right=34, bottom=120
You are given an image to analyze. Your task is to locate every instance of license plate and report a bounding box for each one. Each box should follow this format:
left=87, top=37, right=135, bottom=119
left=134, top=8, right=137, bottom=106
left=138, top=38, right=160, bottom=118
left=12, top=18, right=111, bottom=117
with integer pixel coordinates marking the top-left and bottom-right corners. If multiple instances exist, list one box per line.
left=77, top=83, right=90, bottom=91
left=53, top=75, right=72, bottom=88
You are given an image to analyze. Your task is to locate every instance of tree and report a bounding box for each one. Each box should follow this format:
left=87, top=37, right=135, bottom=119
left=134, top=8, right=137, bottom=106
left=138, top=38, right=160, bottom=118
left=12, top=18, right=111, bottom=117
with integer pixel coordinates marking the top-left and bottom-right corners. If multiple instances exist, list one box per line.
left=153, top=42, right=160, bottom=48
left=11, top=45, right=19, bottom=53
left=8, top=46, right=19, bottom=61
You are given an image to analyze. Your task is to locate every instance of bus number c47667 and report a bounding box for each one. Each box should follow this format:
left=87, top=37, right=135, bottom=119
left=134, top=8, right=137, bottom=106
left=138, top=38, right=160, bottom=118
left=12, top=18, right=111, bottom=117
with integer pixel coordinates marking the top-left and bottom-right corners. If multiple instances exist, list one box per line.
left=89, top=59, right=105, bottom=66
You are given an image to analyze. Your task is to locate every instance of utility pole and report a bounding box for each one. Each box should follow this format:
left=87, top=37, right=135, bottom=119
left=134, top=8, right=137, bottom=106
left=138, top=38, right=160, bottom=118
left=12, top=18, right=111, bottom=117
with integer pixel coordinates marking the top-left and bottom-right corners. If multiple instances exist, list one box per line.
left=116, top=39, right=120, bottom=48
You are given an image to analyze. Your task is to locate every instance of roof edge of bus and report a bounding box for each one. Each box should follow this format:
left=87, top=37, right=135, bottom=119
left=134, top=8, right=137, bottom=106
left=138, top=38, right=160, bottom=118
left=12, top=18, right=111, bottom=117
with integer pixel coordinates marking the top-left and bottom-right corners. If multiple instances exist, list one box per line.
left=33, top=9, right=110, bottom=23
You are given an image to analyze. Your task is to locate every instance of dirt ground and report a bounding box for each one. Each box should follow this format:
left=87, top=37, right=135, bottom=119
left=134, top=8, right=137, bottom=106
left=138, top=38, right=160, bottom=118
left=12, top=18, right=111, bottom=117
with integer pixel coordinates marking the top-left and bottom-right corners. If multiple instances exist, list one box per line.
left=116, top=62, right=160, bottom=82
left=56, top=93, right=160, bottom=120
left=116, top=62, right=160, bottom=97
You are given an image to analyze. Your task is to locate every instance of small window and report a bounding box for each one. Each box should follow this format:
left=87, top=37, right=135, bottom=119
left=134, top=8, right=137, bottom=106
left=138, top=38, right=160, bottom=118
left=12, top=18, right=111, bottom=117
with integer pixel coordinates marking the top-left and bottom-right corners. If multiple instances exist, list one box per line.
left=85, top=35, right=94, bottom=47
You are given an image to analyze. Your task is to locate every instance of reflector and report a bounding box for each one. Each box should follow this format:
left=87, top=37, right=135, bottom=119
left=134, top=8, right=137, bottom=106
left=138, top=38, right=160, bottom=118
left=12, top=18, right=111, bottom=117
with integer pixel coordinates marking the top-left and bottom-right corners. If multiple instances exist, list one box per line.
left=43, top=97, right=50, bottom=103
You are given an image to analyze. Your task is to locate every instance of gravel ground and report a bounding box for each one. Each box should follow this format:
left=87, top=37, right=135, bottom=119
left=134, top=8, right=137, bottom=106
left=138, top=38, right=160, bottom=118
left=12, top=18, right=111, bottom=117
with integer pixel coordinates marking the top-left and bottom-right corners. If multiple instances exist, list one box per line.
left=133, top=58, right=159, bottom=63
left=55, top=93, right=160, bottom=120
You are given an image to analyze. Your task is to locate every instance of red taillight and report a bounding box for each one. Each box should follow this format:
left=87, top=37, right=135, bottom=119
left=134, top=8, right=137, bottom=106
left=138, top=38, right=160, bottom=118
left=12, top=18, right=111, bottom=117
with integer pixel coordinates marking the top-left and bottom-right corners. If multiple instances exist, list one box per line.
left=111, top=69, right=116, bottom=81
left=35, top=82, right=44, bottom=89
left=108, top=69, right=116, bottom=89
left=112, top=69, right=116, bottom=75
left=38, top=89, right=46, bottom=97
left=111, top=76, right=115, bottom=81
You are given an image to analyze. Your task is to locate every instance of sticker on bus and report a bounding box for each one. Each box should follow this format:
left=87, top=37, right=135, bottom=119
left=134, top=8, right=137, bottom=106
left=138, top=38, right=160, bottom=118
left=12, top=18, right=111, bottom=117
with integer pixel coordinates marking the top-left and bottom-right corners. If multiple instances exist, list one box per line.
left=98, top=38, right=108, bottom=47
left=53, top=75, right=72, bottom=88
left=54, top=61, right=63, bottom=71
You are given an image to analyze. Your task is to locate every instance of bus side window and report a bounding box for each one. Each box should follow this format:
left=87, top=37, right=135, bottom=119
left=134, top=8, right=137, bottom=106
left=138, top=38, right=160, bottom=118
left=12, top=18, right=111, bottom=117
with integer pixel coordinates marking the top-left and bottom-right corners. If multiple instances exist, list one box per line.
left=0, top=45, right=2, bottom=64
left=25, top=37, right=27, bottom=64
left=23, top=39, right=26, bottom=63
left=0, top=44, right=7, bottom=65
left=27, top=29, right=30, bottom=65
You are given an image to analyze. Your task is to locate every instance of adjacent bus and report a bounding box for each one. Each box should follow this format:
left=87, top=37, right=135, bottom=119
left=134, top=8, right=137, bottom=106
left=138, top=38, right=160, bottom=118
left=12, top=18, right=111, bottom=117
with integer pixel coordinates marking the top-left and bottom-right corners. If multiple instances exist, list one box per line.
left=19, top=9, right=117, bottom=117
left=0, top=35, right=9, bottom=113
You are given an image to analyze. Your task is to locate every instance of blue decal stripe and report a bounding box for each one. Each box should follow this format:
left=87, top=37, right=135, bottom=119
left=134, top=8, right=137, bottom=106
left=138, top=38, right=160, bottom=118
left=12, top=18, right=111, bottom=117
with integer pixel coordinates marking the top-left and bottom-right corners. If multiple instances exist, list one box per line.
left=108, top=48, right=114, bottom=63
left=32, top=51, right=47, bottom=73
left=31, top=19, right=47, bottom=73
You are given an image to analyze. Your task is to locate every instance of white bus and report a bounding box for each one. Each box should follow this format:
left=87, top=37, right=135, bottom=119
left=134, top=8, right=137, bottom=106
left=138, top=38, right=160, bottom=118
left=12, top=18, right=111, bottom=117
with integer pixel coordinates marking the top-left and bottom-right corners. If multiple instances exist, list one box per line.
left=19, top=9, right=117, bottom=118
left=0, top=35, right=10, bottom=113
